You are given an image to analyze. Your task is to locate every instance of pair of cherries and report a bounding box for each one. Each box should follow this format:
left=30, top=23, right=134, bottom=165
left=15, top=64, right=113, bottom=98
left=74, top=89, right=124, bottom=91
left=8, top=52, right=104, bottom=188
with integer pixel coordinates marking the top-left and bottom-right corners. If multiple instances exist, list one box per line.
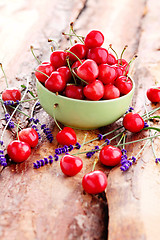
left=35, top=29, right=133, bottom=101
left=7, top=128, right=39, bottom=163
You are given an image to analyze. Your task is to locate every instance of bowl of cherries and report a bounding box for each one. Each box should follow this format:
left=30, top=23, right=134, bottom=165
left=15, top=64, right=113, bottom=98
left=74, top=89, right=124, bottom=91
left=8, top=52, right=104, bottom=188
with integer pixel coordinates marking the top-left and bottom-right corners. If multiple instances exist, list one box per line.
left=36, top=28, right=135, bottom=129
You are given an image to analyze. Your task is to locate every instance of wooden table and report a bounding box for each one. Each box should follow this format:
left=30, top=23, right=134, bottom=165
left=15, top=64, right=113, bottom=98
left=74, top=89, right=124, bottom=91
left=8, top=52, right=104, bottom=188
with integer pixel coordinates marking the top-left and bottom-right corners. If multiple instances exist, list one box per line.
left=0, top=0, right=160, bottom=239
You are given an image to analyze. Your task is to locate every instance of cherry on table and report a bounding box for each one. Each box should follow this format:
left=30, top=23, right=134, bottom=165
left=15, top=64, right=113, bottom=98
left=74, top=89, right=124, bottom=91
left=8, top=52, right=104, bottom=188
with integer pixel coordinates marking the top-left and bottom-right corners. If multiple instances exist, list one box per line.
left=77, top=59, right=99, bottom=84
left=35, top=62, right=55, bottom=83
left=103, top=84, right=120, bottom=100
left=123, top=112, right=144, bottom=133
left=2, top=87, right=21, bottom=102
left=7, top=140, right=31, bottom=163
left=114, top=76, right=132, bottom=95
left=45, top=71, right=66, bottom=93
left=60, top=154, right=83, bottom=176
left=83, top=80, right=104, bottom=101
left=99, top=145, right=122, bottom=166
left=64, top=84, right=84, bottom=100
left=56, top=127, right=77, bottom=146
left=82, top=170, right=107, bottom=194
left=87, top=47, right=108, bottom=65
left=84, top=30, right=104, bottom=49
left=18, top=128, right=39, bottom=148
left=147, top=87, right=160, bottom=103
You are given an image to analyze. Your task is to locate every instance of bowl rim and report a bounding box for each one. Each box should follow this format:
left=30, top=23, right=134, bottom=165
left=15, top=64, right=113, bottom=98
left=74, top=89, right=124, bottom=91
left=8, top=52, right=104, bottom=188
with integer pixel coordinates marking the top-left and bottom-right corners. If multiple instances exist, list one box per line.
left=36, top=75, right=135, bottom=104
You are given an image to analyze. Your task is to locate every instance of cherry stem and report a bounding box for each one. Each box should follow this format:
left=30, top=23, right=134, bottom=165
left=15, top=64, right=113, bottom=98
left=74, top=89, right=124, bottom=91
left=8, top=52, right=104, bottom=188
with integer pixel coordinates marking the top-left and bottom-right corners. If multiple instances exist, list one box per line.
left=123, top=55, right=138, bottom=76
left=30, top=46, right=41, bottom=65
left=48, top=39, right=59, bottom=50
left=72, top=68, right=88, bottom=85
left=77, top=134, right=87, bottom=154
left=65, top=50, right=83, bottom=64
left=0, top=63, right=9, bottom=88
left=119, top=45, right=128, bottom=65
left=69, top=27, right=73, bottom=46
left=109, top=44, right=119, bottom=61
left=0, top=78, right=29, bottom=143
left=35, top=69, right=50, bottom=78
left=66, top=58, right=77, bottom=85
left=30, top=100, right=40, bottom=119
left=92, top=157, right=99, bottom=171
left=62, top=32, right=84, bottom=38
left=70, top=22, right=84, bottom=44
left=53, top=104, right=62, bottom=131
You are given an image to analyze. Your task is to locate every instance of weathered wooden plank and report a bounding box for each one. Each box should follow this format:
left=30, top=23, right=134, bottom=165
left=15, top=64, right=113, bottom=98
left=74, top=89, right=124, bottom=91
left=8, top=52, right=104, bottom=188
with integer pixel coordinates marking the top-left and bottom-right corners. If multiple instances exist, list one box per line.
left=0, top=0, right=160, bottom=239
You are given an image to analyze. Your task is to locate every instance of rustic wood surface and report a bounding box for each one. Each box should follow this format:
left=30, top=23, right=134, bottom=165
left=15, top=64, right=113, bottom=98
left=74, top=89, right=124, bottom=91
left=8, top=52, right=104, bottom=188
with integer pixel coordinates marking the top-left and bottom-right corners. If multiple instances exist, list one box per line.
left=0, top=0, right=160, bottom=239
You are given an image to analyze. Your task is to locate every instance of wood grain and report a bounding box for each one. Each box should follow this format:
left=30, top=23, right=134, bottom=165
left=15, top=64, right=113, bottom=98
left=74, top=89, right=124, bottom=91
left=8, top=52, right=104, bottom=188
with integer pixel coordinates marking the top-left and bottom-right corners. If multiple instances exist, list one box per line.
left=0, top=0, right=160, bottom=239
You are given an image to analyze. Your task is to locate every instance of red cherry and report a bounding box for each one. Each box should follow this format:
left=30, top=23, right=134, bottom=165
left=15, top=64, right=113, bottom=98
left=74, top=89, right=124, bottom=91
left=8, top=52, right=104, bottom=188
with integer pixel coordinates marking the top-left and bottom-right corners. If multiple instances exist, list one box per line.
left=45, top=71, right=66, bottom=93
left=56, top=127, right=77, bottom=146
left=123, top=112, right=144, bottom=133
left=77, top=59, right=99, bottom=84
left=50, top=50, right=67, bottom=68
left=82, top=170, right=107, bottom=194
left=2, top=87, right=21, bottom=102
left=114, top=76, right=132, bottom=95
left=103, top=84, right=120, bottom=100
left=113, top=64, right=124, bottom=78
left=99, top=145, right=122, bottom=166
left=7, top=140, right=31, bottom=163
left=57, top=66, right=72, bottom=83
left=71, top=59, right=85, bottom=73
left=147, top=87, right=160, bottom=103
left=116, top=59, right=130, bottom=76
left=107, top=53, right=117, bottom=65
left=60, top=154, right=83, bottom=176
left=83, top=80, right=104, bottom=101
left=35, top=62, right=55, bottom=83
left=18, top=128, right=39, bottom=148
left=116, top=58, right=128, bottom=66
left=84, top=30, right=104, bottom=49
left=65, top=84, right=84, bottom=100
left=67, top=43, right=87, bottom=62
left=87, top=47, right=108, bottom=65
left=98, top=64, right=117, bottom=84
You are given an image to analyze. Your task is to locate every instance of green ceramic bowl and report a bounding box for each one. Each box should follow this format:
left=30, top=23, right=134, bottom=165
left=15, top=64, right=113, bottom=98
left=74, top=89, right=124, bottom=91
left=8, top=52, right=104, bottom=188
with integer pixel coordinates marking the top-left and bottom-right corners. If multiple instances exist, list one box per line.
left=36, top=78, right=135, bottom=130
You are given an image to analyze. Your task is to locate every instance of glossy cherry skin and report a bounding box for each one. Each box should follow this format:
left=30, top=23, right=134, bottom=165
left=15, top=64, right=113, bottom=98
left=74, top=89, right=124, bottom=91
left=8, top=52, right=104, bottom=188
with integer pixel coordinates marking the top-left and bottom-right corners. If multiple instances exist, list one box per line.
left=114, top=76, right=132, bottom=95
left=87, top=47, right=108, bottom=65
left=113, top=64, right=124, bottom=78
left=60, top=154, right=83, bottom=176
left=99, top=145, right=122, bottom=166
left=65, top=84, right=84, bottom=100
left=98, top=64, right=117, bottom=84
left=77, top=59, right=99, bottom=84
left=67, top=43, right=87, bottom=62
left=35, top=62, right=55, bottom=83
left=103, top=84, right=120, bottom=100
left=56, top=127, right=77, bottom=146
left=18, top=128, right=39, bottom=148
left=2, top=88, right=21, bottom=102
left=107, top=53, right=117, bottom=65
left=116, top=59, right=129, bottom=76
left=71, top=59, right=85, bottom=73
left=82, top=170, right=107, bottom=194
left=147, top=87, right=160, bottom=102
left=57, top=66, right=72, bottom=83
left=7, top=140, right=31, bottom=163
left=83, top=80, right=104, bottom=101
left=84, top=30, right=104, bottom=49
left=50, top=50, right=67, bottom=68
left=45, top=71, right=66, bottom=93
left=123, top=112, right=144, bottom=133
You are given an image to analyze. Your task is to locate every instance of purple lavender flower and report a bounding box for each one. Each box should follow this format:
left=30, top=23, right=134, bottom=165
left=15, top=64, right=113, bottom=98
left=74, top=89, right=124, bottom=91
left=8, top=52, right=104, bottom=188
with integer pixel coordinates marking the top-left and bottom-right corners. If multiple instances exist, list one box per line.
left=33, top=155, right=54, bottom=169
left=105, top=139, right=110, bottom=145
left=155, top=158, right=160, bottom=164
left=5, top=113, right=14, bottom=128
left=120, top=151, right=134, bottom=172
left=98, top=134, right=103, bottom=140
left=144, top=121, right=149, bottom=128
left=0, top=150, right=7, bottom=167
left=86, top=146, right=99, bottom=158
left=75, top=142, right=81, bottom=149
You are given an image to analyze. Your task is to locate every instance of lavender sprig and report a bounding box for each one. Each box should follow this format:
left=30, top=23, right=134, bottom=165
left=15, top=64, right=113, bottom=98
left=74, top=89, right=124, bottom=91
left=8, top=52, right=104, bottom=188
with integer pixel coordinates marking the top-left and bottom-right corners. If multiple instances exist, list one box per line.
left=33, top=155, right=58, bottom=169
left=0, top=149, right=7, bottom=167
